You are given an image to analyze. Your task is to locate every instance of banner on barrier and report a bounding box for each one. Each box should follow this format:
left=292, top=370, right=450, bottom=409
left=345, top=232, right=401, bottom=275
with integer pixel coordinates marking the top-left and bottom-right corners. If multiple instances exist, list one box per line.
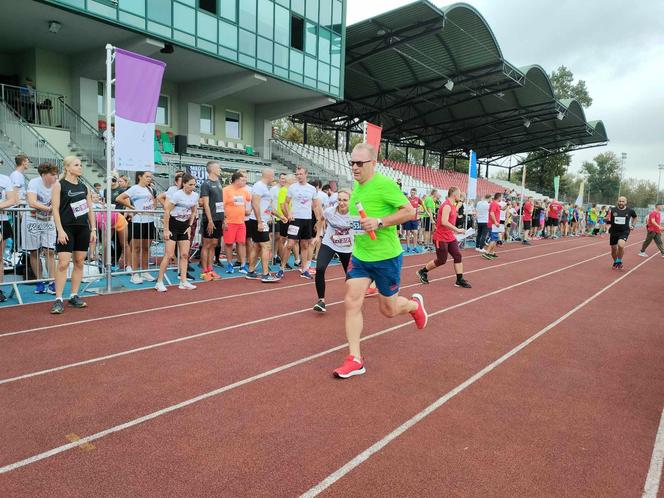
left=114, top=49, right=165, bottom=172
left=553, top=175, right=560, bottom=200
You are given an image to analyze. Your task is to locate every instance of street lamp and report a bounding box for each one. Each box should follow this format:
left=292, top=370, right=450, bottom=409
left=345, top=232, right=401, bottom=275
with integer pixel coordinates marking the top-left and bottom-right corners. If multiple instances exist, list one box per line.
left=618, top=152, right=627, bottom=197
left=658, top=164, right=664, bottom=203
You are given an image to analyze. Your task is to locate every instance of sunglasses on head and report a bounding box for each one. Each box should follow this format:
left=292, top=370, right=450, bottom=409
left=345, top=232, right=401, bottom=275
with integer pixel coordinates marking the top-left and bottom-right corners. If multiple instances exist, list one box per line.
left=348, top=159, right=373, bottom=167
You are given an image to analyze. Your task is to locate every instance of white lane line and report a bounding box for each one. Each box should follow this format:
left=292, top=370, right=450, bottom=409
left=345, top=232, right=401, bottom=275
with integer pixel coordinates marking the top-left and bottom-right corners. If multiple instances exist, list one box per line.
left=0, top=236, right=584, bottom=338
left=643, top=408, right=664, bottom=498
left=0, top=240, right=606, bottom=386
left=300, top=253, right=656, bottom=498
left=0, top=242, right=620, bottom=474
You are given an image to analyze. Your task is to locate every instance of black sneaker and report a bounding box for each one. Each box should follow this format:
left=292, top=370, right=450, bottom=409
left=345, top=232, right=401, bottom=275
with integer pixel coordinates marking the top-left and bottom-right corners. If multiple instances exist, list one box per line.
left=50, top=299, right=64, bottom=314
left=68, top=295, right=88, bottom=308
left=313, top=300, right=326, bottom=312
left=0, top=289, right=6, bottom=302
left=244, top=271, right=259, bottom=280
left=522, top=240, right=531, bottom=245
left=455, top=279, right=472, bottom=288
left=416, top=268, right=429, bottom=284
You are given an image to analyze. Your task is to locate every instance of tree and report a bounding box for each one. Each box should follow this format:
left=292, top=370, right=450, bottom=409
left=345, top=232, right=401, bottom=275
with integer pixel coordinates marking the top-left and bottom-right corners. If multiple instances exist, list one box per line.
left=581, top=152, right=621, bottom=204
left=512, top=151, right=570, bottom=198
left=549, top=65, right=593, bottom=108
left=620, top=178, right=657, bottom=208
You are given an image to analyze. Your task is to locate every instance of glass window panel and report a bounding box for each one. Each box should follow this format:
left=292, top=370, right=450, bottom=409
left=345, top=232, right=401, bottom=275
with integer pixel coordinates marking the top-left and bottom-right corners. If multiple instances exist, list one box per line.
left=305, top=0, right=317, bottom=22
left=304, top=76, right=316, bottom=88
left=219, top=46, right=237, bottom=60
left=304, top=55, right=317, bottom=78
left=238, top=54, right=255, bottom=67
left=220, top=0, right=236, bottom=21
left=225, top=110, right=241, bottom=140
left=330, top=86, right=339, bottom=96
left=257, top=36, right=273, bottom=62
left=319, top=0, right=332, bottom=29
left=290, top=49, right=303, bottom=73
left=199, top=0, right=216, bottom=15
left=239, top=0, right=256, bottom=30
left=147, top=0, right=171, bottom=25
left=289, top=71, right=303, bottom=84
left=200, top=105, right=213, bottom=134
left=156, top=95, right=169, bottom=126
left=317, top=81, right=328, bottom=92
left=305, top=22, right=317, bottom=56
left=290, top=15, right=304, bottom=51
left=119, top=11, right=144, bottom=29
left=331, top=32, right=341, bottom=67
left=275, top=0, right=288, bottom=7
left=332, top=0, right=342, bottom=31
left=257, top=0, right=273, bottom=38
left=119, top=0, right=144, bottom=15
left=173, top=3, right=195, bottom=32
left=147, top=21, right=171, bottom=37
left=239, top=29, right=256, bottom=56
left=257, top=60, right=273, bottom=73
left=173, top=29, right=195, bottom=46
left=197, top=38, right=217, bottom=53
left=178, top=0, right=195, bottom=6
left=219, top=20, right=238, bottom=49
left=274, top=43, right=289, bottom=68
left=274, top=5, right=289, bottom=45
left=318, top=61, right=329, bottom=84
left=318, top=28, right=330, bottom=63
left=331, top=66, right=340, bottom=87
left=274, top=66, right=289, bottom=78
left=88, top=0, right=117, bottom=19
left=291, top=0, right=304, bottom=15
left=197, top=11, right=217, bottom=42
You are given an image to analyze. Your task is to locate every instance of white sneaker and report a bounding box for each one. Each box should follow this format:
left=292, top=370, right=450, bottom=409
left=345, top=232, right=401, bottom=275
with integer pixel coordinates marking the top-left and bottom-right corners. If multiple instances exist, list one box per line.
left=179, top=281, right=197, bottom=290
left=142, top=272, right=156, bottom=282
left=155, top=281, right=167, bottom=292
left=638, top=252, right=648, bottom=257
left=130, top=273, right=143, bottom=284
left=126, top=266, right=133, bottom=273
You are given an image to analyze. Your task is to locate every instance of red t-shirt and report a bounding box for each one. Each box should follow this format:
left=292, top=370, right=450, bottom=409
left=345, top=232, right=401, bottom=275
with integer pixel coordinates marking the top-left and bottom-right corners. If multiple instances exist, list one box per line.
left=548, top=201, right=563, bottom=219
left=433, top=199, right=457, bottom=243
left=523, top=201, right=533, bottom=221
left=408, top=195, right=421, bottom=220
left=488, top=201, right=501, bottom=228
left=647, top=210, right=661, bottom=233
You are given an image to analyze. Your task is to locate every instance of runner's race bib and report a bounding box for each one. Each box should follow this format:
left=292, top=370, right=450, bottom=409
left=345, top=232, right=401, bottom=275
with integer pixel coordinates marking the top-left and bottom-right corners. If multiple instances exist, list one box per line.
left=613, top=216, right=626, bottom=225
left=71, top=199, right=89, bottom=218
left=173, top=207, right=189, bottom=222
left=349, top=217, right=365, bottom=235
left=331, top=232, right=352, bottom=247
left=287, top=224, right=300, bottom=236
left=233, top=196, right=244, bottom=206
left=216, top=201, right=224, bottom=213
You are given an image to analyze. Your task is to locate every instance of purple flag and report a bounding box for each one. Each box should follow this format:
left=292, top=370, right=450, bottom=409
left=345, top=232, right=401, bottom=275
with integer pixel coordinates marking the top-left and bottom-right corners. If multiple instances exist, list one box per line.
left=114, top=48, right=165, bottom=172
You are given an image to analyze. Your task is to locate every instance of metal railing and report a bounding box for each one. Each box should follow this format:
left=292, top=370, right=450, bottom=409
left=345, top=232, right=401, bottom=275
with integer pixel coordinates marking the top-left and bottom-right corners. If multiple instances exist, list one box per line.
left=270, top=138, right=353, bottom=186
left=59, top=97, right=106, bottom=170
left=0, top=83, right=65, bottom=128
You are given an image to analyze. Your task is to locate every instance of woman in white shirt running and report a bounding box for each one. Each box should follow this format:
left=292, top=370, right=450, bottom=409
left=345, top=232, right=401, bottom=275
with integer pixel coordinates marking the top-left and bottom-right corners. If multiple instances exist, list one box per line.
left=312, top=189, right=353, bottom=313
left=155, top=174, right=199, bottom=291
left=116, top=171, right=157, bottom=284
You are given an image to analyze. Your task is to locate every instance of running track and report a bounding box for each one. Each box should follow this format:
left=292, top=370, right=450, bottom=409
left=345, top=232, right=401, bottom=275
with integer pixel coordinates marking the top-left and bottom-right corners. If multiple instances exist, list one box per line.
left=0, top=233, right=663, bottom=497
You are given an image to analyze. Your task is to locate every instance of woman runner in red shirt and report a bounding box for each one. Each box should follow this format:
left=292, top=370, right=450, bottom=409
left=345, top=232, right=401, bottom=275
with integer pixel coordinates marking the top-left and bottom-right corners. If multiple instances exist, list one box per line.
left=416, top=186, right=471, bottom=288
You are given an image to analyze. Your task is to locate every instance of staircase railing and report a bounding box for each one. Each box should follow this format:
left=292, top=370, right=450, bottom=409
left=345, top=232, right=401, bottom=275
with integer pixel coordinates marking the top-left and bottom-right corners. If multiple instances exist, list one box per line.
left=58, top=97, right=106, bottom=170
left=270, top=138, right=352, bottom=185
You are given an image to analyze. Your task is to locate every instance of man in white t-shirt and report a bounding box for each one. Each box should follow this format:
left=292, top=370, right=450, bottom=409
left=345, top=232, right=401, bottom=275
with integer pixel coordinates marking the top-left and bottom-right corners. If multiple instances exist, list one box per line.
left=474, top=194, right=491, bottom=252
left=321, top=184, right=338, bottom=209
left=23, top=162, right=59, bottom=294
left=245, top=168, right=279, bottom=282
left=10, top=154, right=29, bottom=204
left=282, top=166, right=321, bottom=280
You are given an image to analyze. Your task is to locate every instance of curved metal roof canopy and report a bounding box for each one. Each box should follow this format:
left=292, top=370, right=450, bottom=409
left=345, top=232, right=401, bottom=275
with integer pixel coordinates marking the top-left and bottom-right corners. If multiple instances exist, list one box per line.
left=294, top=1, right=608, bottom=158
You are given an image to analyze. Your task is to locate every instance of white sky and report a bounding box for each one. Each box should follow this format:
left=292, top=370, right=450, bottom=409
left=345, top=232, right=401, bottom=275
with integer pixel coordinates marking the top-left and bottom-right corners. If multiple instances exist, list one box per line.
left=345, top=0, right=664, bottom=184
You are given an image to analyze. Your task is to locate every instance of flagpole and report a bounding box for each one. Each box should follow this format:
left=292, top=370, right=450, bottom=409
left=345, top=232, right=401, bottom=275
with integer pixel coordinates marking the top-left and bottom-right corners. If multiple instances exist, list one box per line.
left=104, top=44, right=114, bottom=293
left=518, top=163, right=526, bottom=239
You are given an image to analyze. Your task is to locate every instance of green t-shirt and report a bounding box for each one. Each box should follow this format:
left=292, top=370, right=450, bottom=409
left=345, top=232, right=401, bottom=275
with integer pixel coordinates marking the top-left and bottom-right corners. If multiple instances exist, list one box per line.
left=276, top=186, right=289, bottom=217
left=422, top=196, right=435, bottom=218
left=349, top=173, right=408, bottom=262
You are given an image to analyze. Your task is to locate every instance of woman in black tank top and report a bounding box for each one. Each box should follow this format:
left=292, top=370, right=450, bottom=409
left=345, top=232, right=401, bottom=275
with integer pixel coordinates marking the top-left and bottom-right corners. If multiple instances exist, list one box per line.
left=50, top=156, right=96, bottom=314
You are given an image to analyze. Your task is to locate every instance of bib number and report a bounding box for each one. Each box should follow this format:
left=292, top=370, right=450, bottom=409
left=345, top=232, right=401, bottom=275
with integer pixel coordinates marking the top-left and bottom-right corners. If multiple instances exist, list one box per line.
left=350, top=218, right=365, bottom=234
left=233, top=196, right=244, bottom=206
left=331, top=234, right=352, bottom=247
left=613, top=216, right=626, bottom=225
left=216, top=201, right=224, bottom=213
left=287, top=224, right=300, bottom=236
left=71, top=199, right=89, bottom=218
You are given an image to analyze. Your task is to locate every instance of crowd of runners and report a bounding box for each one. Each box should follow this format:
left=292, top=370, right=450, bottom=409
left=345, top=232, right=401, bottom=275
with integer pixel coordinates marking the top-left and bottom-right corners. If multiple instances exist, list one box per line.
left=0, top=147, right=661, bottom=374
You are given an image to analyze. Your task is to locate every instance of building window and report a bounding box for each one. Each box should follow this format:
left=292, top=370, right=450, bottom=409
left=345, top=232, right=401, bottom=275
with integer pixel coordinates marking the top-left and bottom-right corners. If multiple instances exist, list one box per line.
left=200, top=104, right=214, bottom=134
left=225, top=110, right=241, bottom=139
left=97, top=81, right=115, bottom=114
left=199, top=0, right=216, bottom=15
left=290, top=15, right=304, bottom=51
left=220, top=0, right=236, bottom=22
left=156, top=95, right=169, bottom=126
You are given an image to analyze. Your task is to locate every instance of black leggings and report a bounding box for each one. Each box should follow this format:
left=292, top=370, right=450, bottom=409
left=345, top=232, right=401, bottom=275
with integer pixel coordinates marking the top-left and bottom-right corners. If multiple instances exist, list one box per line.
left=315, top=243, right=351, bottom=299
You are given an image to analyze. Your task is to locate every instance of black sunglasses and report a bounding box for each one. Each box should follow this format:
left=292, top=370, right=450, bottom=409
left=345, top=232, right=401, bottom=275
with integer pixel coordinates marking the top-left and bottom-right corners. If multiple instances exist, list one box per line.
left=348, top=159, right=373, bottom=167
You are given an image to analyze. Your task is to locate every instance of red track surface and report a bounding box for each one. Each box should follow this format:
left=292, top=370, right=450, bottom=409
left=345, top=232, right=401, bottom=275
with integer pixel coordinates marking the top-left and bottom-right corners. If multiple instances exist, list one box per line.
left=0, top=234, right=662, bottom=497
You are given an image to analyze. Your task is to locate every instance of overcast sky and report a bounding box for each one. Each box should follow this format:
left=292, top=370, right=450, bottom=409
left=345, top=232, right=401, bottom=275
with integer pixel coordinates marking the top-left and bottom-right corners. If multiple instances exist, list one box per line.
left=346, top=0, right=664, bottom=184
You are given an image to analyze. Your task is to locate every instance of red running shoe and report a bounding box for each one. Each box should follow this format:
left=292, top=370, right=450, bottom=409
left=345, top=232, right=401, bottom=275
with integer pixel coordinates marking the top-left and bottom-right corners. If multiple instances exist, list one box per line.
left=410, top=293, right=428, bottom=329
left=333, top=355, right=366, bottom=379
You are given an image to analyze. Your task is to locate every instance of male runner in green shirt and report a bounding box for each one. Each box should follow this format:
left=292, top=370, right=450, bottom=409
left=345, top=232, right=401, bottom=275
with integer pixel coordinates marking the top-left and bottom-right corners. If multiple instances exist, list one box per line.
left=334, top=143, right=428, bottom=379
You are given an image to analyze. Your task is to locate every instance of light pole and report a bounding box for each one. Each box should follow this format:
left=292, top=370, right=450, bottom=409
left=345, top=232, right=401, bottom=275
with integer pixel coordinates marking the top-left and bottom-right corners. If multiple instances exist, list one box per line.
left=618, top=152, right=627, bottom=197
left=658, top=164, right=664, bottom=203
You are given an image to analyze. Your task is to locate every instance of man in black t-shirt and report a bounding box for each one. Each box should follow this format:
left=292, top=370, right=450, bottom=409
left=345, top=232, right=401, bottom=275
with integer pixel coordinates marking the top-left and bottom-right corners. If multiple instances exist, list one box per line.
left=199, top=161, right=224, bottom=280
left=605, top=196, right=637, bottom=269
